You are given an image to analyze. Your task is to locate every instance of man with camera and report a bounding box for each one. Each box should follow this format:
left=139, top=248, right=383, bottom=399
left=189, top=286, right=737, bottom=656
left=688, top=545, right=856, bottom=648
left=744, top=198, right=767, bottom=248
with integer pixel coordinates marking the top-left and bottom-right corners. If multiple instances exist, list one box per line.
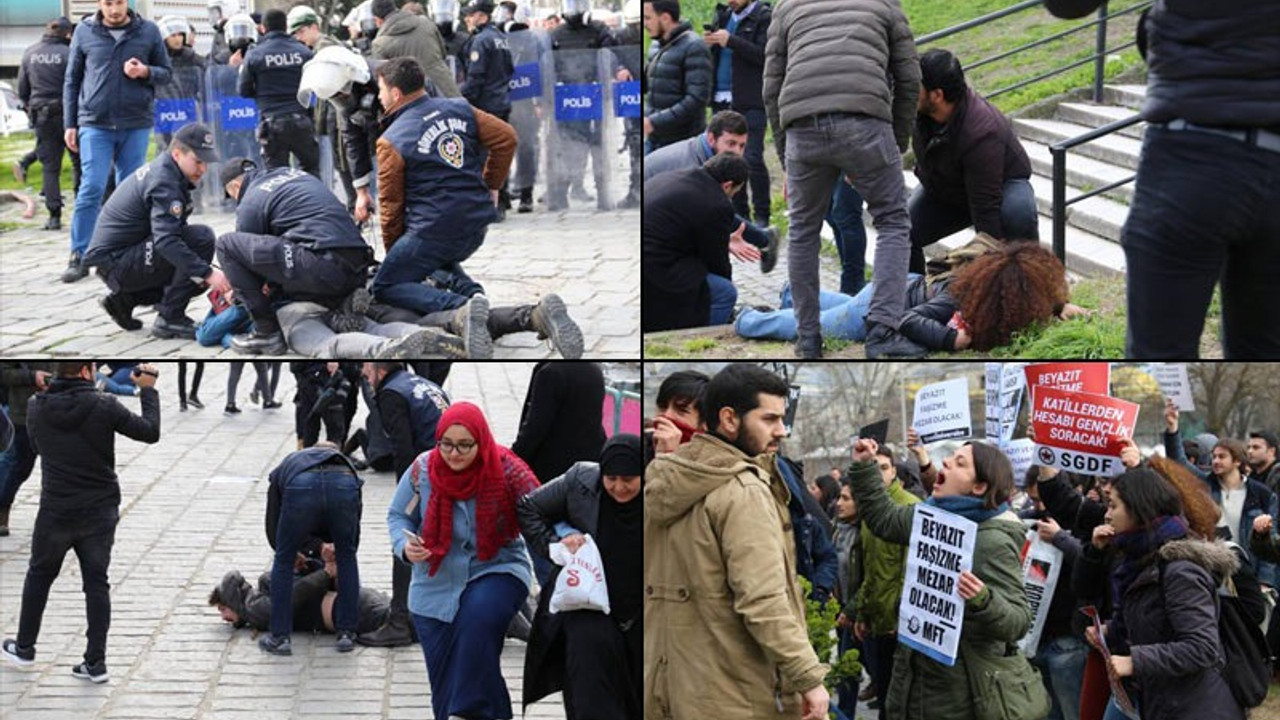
left=2, top=362, right=162, bottom=683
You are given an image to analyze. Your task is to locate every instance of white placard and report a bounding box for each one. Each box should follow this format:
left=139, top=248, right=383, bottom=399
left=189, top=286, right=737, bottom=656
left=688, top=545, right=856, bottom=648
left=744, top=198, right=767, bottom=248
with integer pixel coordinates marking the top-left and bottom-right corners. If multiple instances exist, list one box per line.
left=998, top=364, right=1027, bottom=443
left=1145, top=363, right=1194, bottom=411
left=1002, top=438, right=1037, bottom=486
left=1018, top=531, right=1064, bottom=658
left=898, top=505, right=977, bottom=667
left=985, top=363, right=1002, bottom=440
left=913, top=377, right=972, bottom=444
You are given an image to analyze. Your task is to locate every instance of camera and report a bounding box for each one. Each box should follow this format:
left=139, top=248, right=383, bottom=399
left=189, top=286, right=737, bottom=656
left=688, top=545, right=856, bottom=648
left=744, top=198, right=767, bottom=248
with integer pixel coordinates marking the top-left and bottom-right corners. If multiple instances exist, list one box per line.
left=702, top=23, right=715, bottom=31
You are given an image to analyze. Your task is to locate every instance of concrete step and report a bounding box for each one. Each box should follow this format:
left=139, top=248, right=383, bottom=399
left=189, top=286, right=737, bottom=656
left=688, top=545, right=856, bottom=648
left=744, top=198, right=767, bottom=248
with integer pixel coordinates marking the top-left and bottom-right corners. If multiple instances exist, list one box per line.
left=1056, top=102, right=1146, bottom=140
left=1103, top=84, right=1148, bottom=111
left=1021, top=139, right=1135, bottom=204
left=1013, top=118, right=1143, bottom=170
left=1025, top=172, right=1130, bottom=243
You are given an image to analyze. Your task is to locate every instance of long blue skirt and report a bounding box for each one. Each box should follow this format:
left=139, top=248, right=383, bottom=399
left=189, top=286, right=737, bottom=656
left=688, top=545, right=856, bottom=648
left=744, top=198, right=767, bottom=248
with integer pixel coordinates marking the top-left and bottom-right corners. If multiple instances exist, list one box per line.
left=412, top=572, right=527, bottom=720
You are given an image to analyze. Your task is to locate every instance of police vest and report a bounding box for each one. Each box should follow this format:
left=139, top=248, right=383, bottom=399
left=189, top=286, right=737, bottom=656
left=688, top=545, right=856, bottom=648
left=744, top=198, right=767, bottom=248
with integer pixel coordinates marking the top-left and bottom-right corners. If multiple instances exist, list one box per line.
left=382, top=371, right=451, bottom=455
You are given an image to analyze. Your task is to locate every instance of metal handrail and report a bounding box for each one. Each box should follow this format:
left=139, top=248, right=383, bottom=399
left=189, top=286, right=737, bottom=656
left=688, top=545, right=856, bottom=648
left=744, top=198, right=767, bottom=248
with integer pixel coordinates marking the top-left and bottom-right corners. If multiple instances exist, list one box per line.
left=604, top=386, right=641, bottom=435
left=1049, top=114, right=1144, bottom=259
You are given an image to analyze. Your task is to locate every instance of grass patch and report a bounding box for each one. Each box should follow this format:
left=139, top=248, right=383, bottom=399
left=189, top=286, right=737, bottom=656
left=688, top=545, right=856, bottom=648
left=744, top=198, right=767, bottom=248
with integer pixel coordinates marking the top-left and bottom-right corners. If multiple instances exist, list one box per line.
left=643, top=340, right=682, bottom=358
left=682, top=337, right=719, bottom=352
left=0, top=132, right=162, bottom=196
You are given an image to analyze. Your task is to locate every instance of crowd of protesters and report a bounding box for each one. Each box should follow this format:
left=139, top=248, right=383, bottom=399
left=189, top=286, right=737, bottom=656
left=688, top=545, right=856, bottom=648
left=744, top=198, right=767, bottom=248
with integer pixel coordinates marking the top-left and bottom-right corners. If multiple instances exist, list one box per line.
left=645, top=364, right=1280, bottom=720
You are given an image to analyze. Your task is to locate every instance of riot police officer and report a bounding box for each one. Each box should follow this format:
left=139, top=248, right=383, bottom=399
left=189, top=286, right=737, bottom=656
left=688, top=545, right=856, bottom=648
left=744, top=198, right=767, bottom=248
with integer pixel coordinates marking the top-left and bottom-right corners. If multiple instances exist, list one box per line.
left=207, top=0, right=243, bottom=65
left=613, top=0, right=642, bottom=208
left=82, top=122, right=231, bottom=339
left=431, top=0, right=468, bottom=84
left=216, top=160, right=375, bottom=356
left=500, top=3, right=544, bottom=213
left=155, top=16, right=207, bottom=151
left=16, top=17, right=78, bottom=231
left=548, top=0, right=615, bottom=211
left=460, top=0, right=513, bottom=214
left=239, top=9, right=318, bottom=174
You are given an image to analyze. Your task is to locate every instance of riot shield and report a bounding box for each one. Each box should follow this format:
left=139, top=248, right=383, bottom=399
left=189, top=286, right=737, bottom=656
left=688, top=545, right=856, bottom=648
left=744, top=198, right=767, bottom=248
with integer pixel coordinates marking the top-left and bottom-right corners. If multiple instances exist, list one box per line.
left=545, top=43, right=616, bottom=211
left=607, top=35, right=642, bottom=205
left=204, top=64, right=261, bottom=209
left=505, top=28, right=547, bottom=201
left=154, top=60, right=205, bottom=150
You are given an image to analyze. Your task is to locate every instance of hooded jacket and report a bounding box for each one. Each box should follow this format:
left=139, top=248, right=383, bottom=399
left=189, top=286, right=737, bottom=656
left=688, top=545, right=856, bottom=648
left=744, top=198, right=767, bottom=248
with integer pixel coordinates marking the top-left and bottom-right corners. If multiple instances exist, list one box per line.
left=853, top=477, right=919, bottom=635
left=26, top=377, right=160, bottom=512
left=371, top=10, right=461, bottom=98
left=0, top=362, right=54, bottom=427
left=845, top=459, right=1041, bottom=720
left=644, top=433, right=826, bottom=719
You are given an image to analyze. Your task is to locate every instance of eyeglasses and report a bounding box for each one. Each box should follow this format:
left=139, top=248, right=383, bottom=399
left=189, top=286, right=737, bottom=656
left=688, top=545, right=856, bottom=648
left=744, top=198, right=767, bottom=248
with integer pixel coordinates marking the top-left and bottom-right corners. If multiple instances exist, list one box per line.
left=438, top=440, right=478, bottom=455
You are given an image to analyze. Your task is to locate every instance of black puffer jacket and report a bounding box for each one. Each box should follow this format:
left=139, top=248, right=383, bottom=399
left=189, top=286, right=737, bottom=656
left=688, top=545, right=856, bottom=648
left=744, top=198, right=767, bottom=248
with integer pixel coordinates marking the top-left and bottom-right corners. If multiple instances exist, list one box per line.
left=644, top=22, right=712, bottom=146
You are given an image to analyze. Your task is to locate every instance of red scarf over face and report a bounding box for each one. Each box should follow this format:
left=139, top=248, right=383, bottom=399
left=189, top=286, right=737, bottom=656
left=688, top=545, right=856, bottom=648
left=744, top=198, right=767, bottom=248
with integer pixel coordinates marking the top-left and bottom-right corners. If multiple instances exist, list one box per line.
left=664, top=414, right=699, bottom=444
left=422, top=402, right=538, bottom=577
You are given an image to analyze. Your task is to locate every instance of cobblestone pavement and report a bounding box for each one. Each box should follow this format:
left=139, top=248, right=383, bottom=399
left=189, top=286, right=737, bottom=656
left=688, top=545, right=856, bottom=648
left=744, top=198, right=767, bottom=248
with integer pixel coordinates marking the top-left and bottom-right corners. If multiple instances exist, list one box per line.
left=0, top=190, right=638, bottom=360
left=0, top=362, right=569, bottom=720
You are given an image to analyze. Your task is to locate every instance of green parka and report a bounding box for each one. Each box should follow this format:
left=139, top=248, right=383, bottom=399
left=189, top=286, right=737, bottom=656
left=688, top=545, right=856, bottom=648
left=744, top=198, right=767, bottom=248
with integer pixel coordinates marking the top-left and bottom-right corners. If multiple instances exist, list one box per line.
left=847, top=458, right=1046, bottom=720
left=854, top=478, right=919, bottom=635
left=645, top=433, right=827, bottom=719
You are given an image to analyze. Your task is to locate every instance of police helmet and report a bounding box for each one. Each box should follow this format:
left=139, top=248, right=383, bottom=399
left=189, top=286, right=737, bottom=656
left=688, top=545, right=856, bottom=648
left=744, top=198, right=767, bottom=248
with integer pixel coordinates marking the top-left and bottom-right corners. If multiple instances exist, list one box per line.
left=297, top=45, right=372, bottom=107
left=561, top=0, right=590, bottom=22
left=622, top=0, right=640, bottom=24
left=288, top=5, right=320, bottom=33
left=224, top=12, right=257, bottom=52
left=208, top=0, right=241, bottom=25
left=430, top=0, right=460, bottom=23
left=158, top=15, right=190, bottom=40
left=356, top=0, right=379, bottom=39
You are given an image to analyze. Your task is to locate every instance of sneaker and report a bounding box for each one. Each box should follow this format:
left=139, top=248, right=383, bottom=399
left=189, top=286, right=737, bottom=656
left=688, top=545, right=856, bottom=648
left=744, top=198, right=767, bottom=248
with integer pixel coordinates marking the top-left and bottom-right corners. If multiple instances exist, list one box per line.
left=188, top=395, right=204, bottom=410
left=530, top=294, right=583, bottom=359
left=224, top=403, right=241, bottom=415
left=865, top=323, right=927, bottom=359
left=795, top=333, right=823, bottom=359
left=760, top=226, right=781, bottom=274
left=60, top=252, right=87, bottom=283
left=336, top=631, right=355, bottom=653
left=382, top=327, right=467, bottom=359
left=258, top=634, right=291, bottom=656
left=71, top=660, right=108, bottom=683
left=99, top=294, right=143, bottom=331
left=2, top=639, right=35, bottom=666
left=449, top=295, right=492, bottom=360
left=262, top=400, right=282, bottom=410
left=517, top=196, right=533, bottom=214
left=151, top=315, right=197, bottom=340
left=230, top=330, right=287, bottom=356
left=249, top=388, right=260, bottom=405
left=42, top=215, right=61, bottom=231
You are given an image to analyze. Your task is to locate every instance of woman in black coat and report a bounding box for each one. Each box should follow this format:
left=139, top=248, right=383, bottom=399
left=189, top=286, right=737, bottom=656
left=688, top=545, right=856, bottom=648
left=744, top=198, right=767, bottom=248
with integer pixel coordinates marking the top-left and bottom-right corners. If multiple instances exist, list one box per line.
left=1076, top=464, right=1244, bottom=720
left=515, top=434, right=643, bottom=720
left=511, top=362, right=607, bottom=485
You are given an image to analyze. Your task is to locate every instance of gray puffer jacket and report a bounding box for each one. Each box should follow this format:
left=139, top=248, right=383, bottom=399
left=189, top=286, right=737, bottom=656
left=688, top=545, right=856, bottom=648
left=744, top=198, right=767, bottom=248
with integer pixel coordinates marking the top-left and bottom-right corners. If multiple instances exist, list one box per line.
left=644, top=22, right=712, bottom=147
left=763, top=0, right=919, bottom=153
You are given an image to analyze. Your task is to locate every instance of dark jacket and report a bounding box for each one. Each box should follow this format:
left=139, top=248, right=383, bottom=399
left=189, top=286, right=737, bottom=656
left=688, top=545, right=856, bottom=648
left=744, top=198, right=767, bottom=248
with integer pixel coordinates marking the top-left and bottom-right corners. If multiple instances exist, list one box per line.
left=1250, top=460, right=1280, bottom=497
left=234, top=167, right=369, bottom=252
left=227, top=569, right=390, bottom=635
left=26, top=377, right=160, bottom=512
left=64, top=9, right=171, bottom=130
left=371, top=10, right=461, bottom=98
left=1087, top=538, right=1245, bottom=720
left=710, top=1, right=771, bottom=111
left=0, top=363, right=54, bottom=427
left=375, top=368, right=450, bottom=477
left=264, top=447, right=362, bottom=551
left=238, top=30, right=312, bottom=119
left=375, top=94, right=515, bottom=250
left=896, top=275, right=960, bottom=351
left=18, top=32, right=71, bottom=108
left=459, top=22, right=513, bottom=116
left=641, top=166, right=737, bottom=331
left=156, top=45, right=206, bottom=102
left=913, top=87, right=1033, bottom=239
left=640, top=133, right=713, bottom=183
left=82, top=153, right=210, bottom=281
left=777, top=455, right=839, bottom=599
left=643, top=21, right=712, bottom=146
left=511, top=362, right=607, bottom=484
left=331, top=72, right=383, bottom=188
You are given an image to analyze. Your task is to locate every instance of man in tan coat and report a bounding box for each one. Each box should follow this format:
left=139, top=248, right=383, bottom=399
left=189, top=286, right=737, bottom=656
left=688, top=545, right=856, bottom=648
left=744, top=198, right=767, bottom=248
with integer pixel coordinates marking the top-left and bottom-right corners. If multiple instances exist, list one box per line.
left=645, top=364, right=829, bottom=719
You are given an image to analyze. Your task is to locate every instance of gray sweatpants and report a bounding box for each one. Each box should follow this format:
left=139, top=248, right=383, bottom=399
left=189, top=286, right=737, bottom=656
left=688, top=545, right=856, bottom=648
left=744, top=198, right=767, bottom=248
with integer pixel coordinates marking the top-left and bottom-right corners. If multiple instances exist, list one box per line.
left=784, top=114, right=912, bottom=338
left=277, top=302, right=425, bottom=358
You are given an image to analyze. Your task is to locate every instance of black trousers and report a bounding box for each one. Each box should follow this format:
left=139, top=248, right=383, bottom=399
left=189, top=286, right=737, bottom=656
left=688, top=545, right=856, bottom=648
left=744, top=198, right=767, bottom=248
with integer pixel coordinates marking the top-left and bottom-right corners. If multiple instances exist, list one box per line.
left=216, top=232, right=368, bottom=334
left=17, top=506, right=118, bottom=665
left=97, top=225, right=216, bottom=323
left=258, top=112, right=320, bottom=177
left=562, top=611, right=642, bottom=720
left=294, top=377, right=348, bottom=448
left=31, top=103, right=80, bottom=213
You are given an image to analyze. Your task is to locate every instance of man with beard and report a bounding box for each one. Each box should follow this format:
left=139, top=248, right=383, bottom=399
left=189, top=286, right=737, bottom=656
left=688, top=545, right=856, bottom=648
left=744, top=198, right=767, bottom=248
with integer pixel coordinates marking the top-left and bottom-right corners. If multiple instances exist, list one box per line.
left=645, top=364, right=829, bottom=719
left=1247, top=431, right=1280, bottom=494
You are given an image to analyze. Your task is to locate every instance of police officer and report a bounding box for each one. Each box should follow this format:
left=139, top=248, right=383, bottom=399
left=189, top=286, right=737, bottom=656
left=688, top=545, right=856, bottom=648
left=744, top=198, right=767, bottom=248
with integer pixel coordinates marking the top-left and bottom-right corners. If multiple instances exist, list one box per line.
left=206, top=0, right=242, bottom=64
left=16, top=17, right=78, bottom=231
left=82, top=122, right=231, bottom=339
left=548, top=0, right=615, bottom=211
left=500, top=2, right=544, bottom=214
left=216, top=159, right=375, bottom=356
left=613, top=0, right=642, bottom=208
left=459, top=0, right=514, bottom=216
left=154, top=16, right=207, bottom=150
left=239, top=9, right=318, bottom=174
left=357, top=362, right=450, bottom=647
left=431, top=0, right=468, bottom=84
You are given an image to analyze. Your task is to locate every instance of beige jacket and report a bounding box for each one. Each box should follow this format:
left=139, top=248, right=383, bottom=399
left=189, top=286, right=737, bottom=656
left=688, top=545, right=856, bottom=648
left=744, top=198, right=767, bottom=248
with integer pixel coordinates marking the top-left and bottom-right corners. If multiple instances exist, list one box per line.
left=644, top=434, right=827, bottom=719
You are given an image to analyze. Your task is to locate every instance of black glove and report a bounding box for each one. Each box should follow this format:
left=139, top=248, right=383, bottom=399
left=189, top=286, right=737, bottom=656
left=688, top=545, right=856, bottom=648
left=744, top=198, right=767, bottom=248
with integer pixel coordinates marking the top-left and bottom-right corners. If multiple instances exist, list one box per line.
left=810, top=586, right=830, bottom=606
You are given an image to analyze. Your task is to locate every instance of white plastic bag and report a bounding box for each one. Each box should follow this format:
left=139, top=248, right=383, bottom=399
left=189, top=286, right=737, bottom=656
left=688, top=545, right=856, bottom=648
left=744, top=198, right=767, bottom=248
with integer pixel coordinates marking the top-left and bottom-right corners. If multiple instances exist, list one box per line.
left=548, top=534, right=610, bottom=615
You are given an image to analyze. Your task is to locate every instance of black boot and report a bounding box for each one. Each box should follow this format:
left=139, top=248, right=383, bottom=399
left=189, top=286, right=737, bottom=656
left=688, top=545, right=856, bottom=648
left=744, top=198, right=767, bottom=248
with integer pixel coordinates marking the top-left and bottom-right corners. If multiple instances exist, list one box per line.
left=43, top=210, right=61, bottom=231
left=517, top=187, right=533, bottom=214
left=357, top=559, right=416, bottom=647
left=486, top=304, right=534, bottom=340
left=530, top=294, right=584, bottom=359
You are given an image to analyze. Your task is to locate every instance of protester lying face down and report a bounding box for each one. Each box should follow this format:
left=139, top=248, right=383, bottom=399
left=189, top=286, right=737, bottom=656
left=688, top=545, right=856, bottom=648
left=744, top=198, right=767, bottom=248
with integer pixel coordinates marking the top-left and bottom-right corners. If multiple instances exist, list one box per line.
left=947, top=240, right=1072, bottom=351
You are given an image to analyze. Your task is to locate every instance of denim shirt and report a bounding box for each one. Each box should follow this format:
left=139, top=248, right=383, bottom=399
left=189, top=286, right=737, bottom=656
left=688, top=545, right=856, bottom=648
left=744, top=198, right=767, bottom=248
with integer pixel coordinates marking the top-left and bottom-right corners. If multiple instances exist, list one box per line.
left=387, top=450, right=533, bottom=623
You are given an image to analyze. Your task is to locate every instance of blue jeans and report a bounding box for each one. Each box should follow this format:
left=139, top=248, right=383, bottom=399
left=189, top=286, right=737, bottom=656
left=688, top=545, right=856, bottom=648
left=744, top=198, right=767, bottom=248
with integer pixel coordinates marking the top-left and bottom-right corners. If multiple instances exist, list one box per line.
left=1102, top=695, right=1139, bottom=720
left=371, top=231, right=483, bottom=315
left=96, top=366, right=138, bottom=396
left=735, top=274, right=923, bottom=341
left=907, top=178, right=1039, bottom=273
left=1122, top=126, right=1280, bottom=358
left=829, top=178, right=868, bottom=295
left=1031, top=634, right=1088, bottom=720
left=71, top=126, right=151, bottom=256
left=706, top=273, right=737, bottom=325
left=835, top=626, right=862, bottom=718
left=0, top=418, right=36, bottom=511
left=270, top=469, right=362, bottom=638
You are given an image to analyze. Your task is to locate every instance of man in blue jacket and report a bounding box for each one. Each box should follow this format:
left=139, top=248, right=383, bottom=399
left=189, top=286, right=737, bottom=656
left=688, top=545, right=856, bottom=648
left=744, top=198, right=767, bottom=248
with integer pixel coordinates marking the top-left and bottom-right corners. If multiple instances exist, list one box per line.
left=62, top=0, right=171, bottom=284
left=239, top=9, right=317, bottom=174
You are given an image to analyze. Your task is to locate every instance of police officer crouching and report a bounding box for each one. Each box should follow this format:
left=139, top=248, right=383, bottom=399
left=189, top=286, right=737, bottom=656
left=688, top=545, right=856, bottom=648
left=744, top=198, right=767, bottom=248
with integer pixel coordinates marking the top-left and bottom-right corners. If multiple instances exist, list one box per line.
left=217, top=159, right=375, bottom=356
left=83, top=123, right=230, bottom=339
left=239, top=9, right=318, bottom=174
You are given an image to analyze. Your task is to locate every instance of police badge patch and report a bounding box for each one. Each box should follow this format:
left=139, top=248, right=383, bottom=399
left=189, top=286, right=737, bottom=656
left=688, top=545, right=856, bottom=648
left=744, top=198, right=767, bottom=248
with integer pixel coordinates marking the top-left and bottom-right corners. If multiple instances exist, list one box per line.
left=470, top=51, right=480, bottom=63
left=170, top=200, right=184, bottom=218
left=438, top=131, right=465, bottom=169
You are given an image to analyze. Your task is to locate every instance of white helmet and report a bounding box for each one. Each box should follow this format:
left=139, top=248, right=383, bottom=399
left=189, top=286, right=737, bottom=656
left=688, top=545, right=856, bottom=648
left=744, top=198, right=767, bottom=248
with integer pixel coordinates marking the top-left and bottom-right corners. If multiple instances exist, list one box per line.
left=622, top=0, right=640, bottom=23
left=297, top=45, right=372, bottom=107
left=208, top=0, right=241, bottom=25
left=158, top=15, right=190, bottom=40
left=224, top=12, right=257, bottom=51
left=430, top=0, right=460, bottom=23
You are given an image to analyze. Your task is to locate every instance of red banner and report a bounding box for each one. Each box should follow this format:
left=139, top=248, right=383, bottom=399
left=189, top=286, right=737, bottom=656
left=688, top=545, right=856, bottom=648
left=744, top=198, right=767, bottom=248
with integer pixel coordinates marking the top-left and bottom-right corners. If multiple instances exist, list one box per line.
left=1030, top=387, right=1139, bottom=476
left=1024, top=362, right=1110, bottom=396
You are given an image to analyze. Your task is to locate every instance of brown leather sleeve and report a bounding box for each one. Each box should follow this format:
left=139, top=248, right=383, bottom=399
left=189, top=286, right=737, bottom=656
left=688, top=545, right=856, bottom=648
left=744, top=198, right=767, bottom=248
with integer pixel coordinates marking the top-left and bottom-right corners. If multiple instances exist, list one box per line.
left=376, top=138, right=406, bottom=251
left=473, top=106, right=518, bottom=191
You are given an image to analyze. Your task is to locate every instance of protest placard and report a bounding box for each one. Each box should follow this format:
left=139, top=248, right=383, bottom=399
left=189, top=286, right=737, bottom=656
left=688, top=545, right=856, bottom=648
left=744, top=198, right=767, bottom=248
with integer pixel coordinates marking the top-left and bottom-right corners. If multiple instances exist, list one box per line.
left=985, top=364, right=1002, bottom=440
left=783, top=384, right=801, bottom=435
left=1081, top=606, right=1139, bottom=719
left=1030, top=387, right=1140, bottom=476
left=913, top=378, right=972, bottom=444
left=898, top=505, right=977, bottom=667
left=1003, top=439, right=1037, bottom=486
left=1146, top=363, right=1195, bottom=411
left=859, top=419, right=890, bottom=446
left=998, top=364, right=1027, bottom=443
left=1018, top=531, right=1064, bottom=657
left=1024, top=362, right=1110, bottom=396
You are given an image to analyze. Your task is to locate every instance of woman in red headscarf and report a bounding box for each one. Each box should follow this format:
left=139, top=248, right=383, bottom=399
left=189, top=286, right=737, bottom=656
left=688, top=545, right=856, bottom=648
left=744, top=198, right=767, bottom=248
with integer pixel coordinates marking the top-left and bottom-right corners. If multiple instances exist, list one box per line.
left=386, top=401, right=541, bottom=720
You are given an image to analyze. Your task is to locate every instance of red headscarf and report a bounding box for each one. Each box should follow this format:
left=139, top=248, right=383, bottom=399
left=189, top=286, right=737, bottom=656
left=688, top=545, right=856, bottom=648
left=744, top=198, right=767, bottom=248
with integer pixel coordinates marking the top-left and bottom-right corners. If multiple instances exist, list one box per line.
left=421, top=402, right=539, bottom=577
